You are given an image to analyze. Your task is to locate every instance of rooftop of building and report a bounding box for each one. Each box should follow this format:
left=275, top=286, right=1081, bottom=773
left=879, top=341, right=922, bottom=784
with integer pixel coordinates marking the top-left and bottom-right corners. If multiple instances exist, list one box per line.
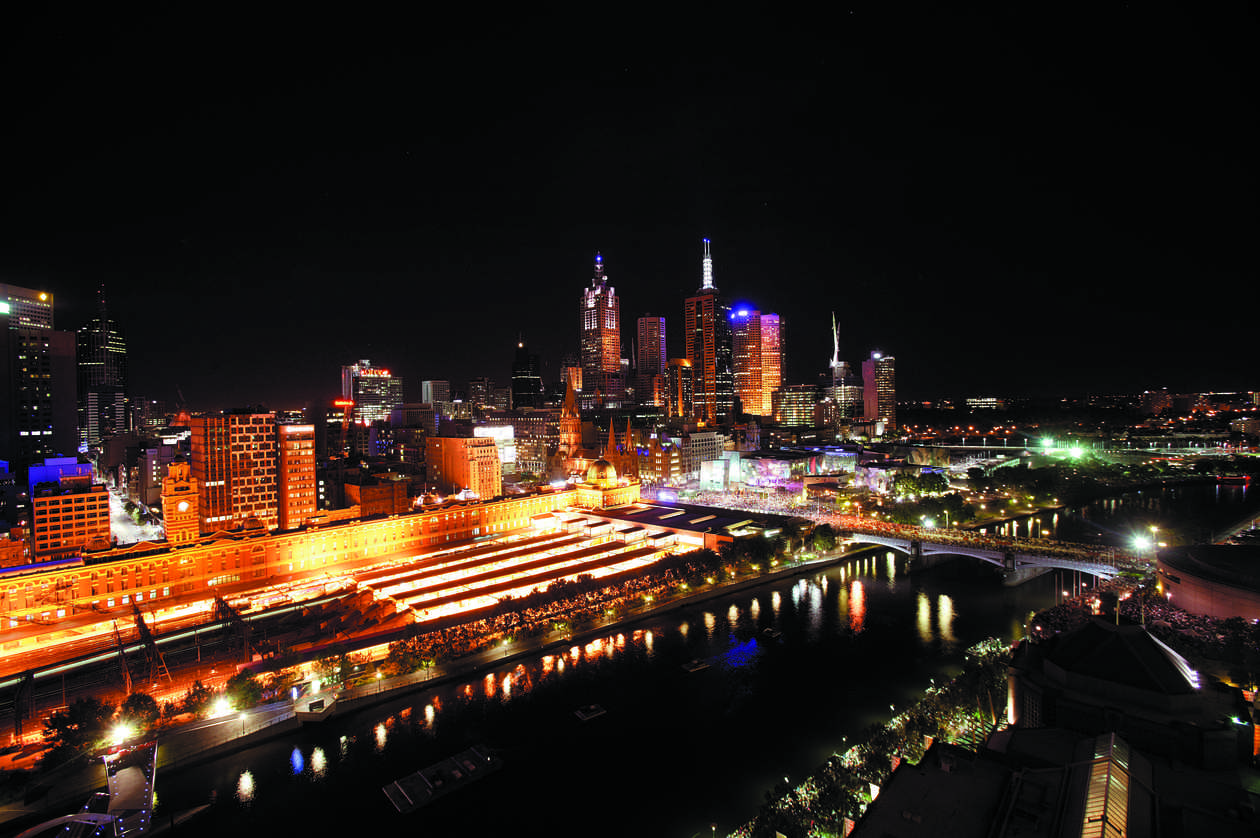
left=1159, top=544, right=1260, bottom=591
left=1035, top=617, right=1202, bottom=696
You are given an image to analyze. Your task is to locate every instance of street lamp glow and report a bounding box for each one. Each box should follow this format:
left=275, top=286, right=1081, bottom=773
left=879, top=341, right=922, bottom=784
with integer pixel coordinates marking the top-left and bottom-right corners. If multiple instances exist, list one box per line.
left=111, top=722, right=135, bottom=746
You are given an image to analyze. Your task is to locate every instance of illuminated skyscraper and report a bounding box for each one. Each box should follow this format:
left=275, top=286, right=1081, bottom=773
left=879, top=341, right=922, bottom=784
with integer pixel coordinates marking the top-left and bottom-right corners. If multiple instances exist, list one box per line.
left=862, top=350, right=896, bottom=433
left=77, top=285, right=128, bottom=448
left=579, top=253, right=621, bottom=405
left=635, top=315, right=666, bottom=406
left=664, top=358, right=693, bottom=420
left=341, top=360, right=404, bottom=426
left=189, top=411, right=278, bottom=533
left=277, top=423, right=316, bottom=530
left=0, top=283, right=77, bottom=466
left=731, top=309, right=782, bottom=417
left=684, top=239, right=732, bottom=424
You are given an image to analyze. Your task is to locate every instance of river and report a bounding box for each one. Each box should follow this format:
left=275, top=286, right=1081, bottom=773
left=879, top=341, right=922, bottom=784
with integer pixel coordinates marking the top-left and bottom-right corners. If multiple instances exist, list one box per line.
left=151, top=552, right=1055, bottom=838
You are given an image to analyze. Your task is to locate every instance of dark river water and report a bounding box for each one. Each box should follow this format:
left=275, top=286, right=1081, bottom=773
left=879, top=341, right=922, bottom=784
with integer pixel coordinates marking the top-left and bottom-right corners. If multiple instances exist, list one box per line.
left=155, top=554, right=1055, bottom=838
left=143, top=481, right=1257, bottom=837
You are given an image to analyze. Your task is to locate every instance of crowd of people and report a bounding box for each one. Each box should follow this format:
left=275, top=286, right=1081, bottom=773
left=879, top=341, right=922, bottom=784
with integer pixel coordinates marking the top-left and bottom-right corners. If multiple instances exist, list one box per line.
left=728, top=638, right=1012, bottom=838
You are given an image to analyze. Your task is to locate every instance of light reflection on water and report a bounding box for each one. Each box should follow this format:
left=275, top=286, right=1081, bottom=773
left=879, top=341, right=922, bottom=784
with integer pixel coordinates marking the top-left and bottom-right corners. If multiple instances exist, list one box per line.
left=917, top=592, right=931, bottom=644
left=236, top=770, right=254, bottom=804
left=850, top=580, right=866, bottom=633
left=181, top=547, right=1053, bottom=835
left=938, top=594, right=956, bottom=648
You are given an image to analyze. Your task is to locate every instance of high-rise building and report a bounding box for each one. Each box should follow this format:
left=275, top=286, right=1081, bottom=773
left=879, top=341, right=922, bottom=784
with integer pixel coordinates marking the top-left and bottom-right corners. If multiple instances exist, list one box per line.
left=684, top=239, right=732, bottom=424
left=828, top=314, right=863, bottom=421
left=77, top=285, right=128, bottom=449
left=511, top=341, right=543, bottom=409
left=276, top=424, right=316, bottom=530
left=421, top=380, right=451, bottom=404
left=862, top=351, right=897, bottom=432
left=341, top=360, right=404, bottom=426
left=0, top=283, right=77, bottom=466
left=664, top=358, right=694, bottom=420
left=467, top=377, right=494, bottom=409
left=635, top=315, right=666, bottom=406
left=731, top=309, right=782, bottom=417
left=188, top=411, right=278, bottom=533
left=579, top=253, right=621, bottom=405
left=30, top=471, right=110, bottom=561
left=427, top=436, right=502, bottom=499
left=772, top=384, right=820, bottom=427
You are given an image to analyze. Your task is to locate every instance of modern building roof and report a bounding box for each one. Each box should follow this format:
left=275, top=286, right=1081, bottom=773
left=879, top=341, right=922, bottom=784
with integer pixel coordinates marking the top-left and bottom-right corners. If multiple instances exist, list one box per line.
left=1040, top=618, right=1200, bottom=695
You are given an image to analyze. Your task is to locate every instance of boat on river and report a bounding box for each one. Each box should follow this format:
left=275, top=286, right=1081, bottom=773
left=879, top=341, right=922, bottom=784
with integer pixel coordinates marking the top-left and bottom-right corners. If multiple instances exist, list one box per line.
left=382, top=745, right=502, bottom=814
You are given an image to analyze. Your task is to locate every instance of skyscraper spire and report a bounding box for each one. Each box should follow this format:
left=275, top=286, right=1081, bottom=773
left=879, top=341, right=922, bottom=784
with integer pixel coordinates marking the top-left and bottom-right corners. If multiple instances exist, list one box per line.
left=593, top=252, right=605, bottom=283
left=701, top=238, right=715, bottom=291
left=830, top=311, right=840, bottom=373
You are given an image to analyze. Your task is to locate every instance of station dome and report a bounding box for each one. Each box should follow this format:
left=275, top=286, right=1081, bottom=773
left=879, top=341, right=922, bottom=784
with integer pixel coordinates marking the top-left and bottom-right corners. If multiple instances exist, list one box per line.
left=586, top=458, right=618, bottom=485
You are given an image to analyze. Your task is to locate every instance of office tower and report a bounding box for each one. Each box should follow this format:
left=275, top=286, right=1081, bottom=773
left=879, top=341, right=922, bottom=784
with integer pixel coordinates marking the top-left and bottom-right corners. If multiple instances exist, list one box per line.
left=77, top=286, right=128, bottom=448
left=731, top=309, right=782, bottom=417
left=511, top=341, right=543, bottom=408
left=862, top=351, right=897, bottom=432
left=29, top=469, right=110, bottom=560
left=341, top=360, right=404, bottom=426
left=731, top=309, right=762, bottom=416
left=421, top=380, right=451, bottom=404
left=0, top=283, right=77, bottom=466
left=684, top=239, right=733, bottom=424
left=276, top=423, right=316, bottom=530
left=579, top=252, right=621, bottom=405
left=467, top=376, right=494, bottom=409
left=772, top=384, right=820, bottom=427
left=635, top=315, right=666, bottom=406
left=426, top=436, right=502, bottom=499
left=188, top=411, right=278, bottom=533
left=664, top=358, right=694, bottom=420
left=828, top=314, right=863, bottom=421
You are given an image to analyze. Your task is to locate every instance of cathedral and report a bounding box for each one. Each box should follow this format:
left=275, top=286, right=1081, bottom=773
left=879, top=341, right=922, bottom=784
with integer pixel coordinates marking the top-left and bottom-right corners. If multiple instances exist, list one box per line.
left=548, top=381, right=640, bottom=483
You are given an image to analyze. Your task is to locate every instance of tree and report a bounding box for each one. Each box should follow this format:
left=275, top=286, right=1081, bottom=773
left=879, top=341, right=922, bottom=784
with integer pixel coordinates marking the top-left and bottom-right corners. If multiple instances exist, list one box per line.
left=118, top=692, right=160, bottom=731
left=225, top=671, right=263, bottom=710
left=182, top=679, right=215, bottom=717
left=812, top=523, right=837, bottom=552
left=41, top=697, right=115, bottom=769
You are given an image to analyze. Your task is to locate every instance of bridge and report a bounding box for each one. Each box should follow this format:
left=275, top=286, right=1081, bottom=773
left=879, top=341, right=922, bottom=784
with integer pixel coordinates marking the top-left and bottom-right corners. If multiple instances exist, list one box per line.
left=822, top=515, right=1150, bottom=580
left=841, top=530, right=1126, bottom=579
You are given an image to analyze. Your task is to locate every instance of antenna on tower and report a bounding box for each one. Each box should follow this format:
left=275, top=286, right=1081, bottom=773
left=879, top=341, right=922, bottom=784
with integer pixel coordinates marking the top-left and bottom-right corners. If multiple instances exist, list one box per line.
left=701, top=238, right=714, bottom=290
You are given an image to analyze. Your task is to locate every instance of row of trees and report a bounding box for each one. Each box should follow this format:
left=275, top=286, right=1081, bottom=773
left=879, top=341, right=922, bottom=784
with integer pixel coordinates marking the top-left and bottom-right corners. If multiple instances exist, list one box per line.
left=40, top=670, right=265, bottom=772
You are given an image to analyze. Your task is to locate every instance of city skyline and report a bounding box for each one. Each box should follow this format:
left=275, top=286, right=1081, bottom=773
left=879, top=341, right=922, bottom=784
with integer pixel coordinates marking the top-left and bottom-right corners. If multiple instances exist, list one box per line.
left=0, top=9, right=1252, bottom=410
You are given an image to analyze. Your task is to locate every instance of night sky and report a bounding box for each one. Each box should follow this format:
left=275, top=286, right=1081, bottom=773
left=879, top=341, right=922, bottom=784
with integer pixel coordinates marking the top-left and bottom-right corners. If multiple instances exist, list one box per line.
left=1, top=7, right=1254, bottom=411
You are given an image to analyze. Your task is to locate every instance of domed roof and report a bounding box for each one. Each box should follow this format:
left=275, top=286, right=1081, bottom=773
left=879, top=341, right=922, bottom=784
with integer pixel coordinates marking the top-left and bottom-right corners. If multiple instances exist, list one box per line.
left=241, top=515, right=266, bottom=531
left=586, top=458, right=617, bottom=484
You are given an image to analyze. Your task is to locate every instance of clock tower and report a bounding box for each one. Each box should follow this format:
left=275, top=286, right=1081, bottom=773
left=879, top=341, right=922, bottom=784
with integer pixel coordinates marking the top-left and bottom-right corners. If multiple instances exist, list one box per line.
left=161, top=459, right=200, bottom=544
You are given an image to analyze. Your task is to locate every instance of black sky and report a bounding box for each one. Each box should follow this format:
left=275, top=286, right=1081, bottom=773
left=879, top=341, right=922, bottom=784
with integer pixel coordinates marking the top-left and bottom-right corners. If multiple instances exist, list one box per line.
left=1, top=7, right=1254, bottom=411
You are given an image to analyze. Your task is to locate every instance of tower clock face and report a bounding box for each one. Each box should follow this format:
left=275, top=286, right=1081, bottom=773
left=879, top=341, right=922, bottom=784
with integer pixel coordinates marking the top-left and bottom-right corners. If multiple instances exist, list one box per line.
left=177, top=501, right=190, bottom=513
